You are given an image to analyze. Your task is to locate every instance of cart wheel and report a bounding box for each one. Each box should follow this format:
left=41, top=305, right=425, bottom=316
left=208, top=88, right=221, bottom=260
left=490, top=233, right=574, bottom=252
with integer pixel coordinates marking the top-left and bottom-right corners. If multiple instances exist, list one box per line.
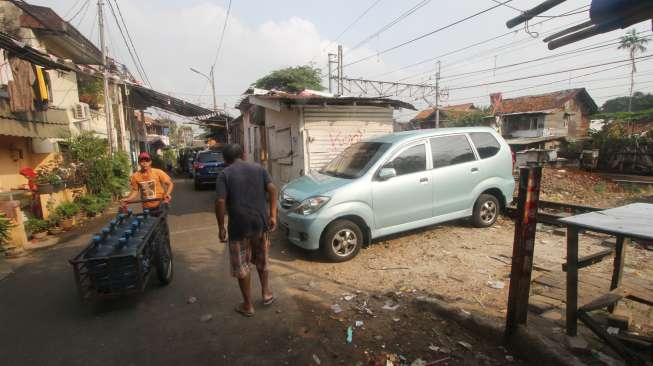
left=155, top=235, right=173, bottom=285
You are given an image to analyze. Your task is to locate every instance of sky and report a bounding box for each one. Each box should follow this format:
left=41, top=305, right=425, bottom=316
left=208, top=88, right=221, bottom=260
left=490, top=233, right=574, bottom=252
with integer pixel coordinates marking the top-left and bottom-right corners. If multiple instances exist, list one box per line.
left=35, top=0, right=653, bottom=123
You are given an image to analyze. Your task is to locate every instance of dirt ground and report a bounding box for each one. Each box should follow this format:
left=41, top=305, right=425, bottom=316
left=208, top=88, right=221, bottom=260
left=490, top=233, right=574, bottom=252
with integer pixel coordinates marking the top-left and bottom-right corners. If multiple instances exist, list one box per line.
left=277, top=168, right=653, bottom=365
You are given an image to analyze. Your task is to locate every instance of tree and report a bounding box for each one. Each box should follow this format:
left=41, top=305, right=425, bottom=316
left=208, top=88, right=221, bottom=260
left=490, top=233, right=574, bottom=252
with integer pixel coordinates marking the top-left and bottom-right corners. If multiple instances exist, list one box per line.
left=618, top=29, right=649, bottom=112
left=254, top=65, right=323, bottom=93
left=601, top=92, right=653, bottom=112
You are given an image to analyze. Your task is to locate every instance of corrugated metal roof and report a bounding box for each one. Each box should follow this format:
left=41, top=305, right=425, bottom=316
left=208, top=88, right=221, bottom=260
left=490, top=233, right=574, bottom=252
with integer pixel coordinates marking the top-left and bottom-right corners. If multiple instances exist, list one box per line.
left=239, top=88, right=415, bottom=110
left=495, top=88, right=598, bottom=115
left=0, top=117, right=70, bottom=138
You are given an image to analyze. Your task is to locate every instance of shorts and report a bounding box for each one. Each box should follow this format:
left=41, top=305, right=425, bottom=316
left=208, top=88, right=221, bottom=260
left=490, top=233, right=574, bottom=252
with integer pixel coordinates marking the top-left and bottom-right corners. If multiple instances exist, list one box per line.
left=228, top=232, right=270, bottom=279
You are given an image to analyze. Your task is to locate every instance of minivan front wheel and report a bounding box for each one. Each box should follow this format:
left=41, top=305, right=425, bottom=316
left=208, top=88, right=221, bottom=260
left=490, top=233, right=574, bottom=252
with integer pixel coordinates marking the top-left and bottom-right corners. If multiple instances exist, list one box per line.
left=472, top=194, right=499, bottom=228
left=321, top=219, right=363, bottom=262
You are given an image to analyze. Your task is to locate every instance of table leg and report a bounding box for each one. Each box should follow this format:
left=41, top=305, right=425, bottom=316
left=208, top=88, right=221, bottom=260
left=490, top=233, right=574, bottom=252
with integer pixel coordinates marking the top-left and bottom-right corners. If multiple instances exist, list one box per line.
left=566, top=226, right=579, bottom=336
left=608, top=235, right=627, bottom=313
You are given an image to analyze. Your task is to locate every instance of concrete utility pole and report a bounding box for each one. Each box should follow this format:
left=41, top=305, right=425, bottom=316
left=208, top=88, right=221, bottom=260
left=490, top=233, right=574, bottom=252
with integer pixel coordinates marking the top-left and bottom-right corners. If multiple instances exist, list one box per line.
left=435, top=60, right=441, bottom=128
left=98, top=0, right=114, bottom=154
left=337, top=45, right=343, bottom=96
left=327, top=53, right=337, bottom=94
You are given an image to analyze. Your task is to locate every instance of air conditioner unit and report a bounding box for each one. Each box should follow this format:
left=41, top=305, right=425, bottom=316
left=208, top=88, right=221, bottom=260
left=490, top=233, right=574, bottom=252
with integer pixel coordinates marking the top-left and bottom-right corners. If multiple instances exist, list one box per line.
left=73, top=102, right=90, bottom=120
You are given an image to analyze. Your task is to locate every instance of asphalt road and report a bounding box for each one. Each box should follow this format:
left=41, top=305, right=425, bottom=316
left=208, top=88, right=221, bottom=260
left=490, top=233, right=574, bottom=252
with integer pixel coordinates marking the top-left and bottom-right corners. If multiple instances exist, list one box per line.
left=0, top=179, right=316, bottom=366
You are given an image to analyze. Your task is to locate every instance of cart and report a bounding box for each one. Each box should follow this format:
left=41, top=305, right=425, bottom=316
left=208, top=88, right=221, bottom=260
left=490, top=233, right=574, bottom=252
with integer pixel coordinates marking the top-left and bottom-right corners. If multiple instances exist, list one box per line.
left=69, top=199, right=173, bottom=301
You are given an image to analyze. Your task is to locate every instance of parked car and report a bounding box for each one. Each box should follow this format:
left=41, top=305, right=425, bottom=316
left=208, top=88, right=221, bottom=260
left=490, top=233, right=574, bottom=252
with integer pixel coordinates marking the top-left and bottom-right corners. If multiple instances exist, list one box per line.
left=193, top=149, right=225, bottom=190
left=278, top=127, right=515, bottom=262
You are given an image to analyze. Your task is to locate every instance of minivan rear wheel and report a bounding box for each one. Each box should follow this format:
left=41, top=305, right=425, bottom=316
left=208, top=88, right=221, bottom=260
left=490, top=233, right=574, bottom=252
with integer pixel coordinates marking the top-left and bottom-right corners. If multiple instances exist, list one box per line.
left=472, top=194, right=499, bottom=228
left=321, top=219, right=363, bottom=262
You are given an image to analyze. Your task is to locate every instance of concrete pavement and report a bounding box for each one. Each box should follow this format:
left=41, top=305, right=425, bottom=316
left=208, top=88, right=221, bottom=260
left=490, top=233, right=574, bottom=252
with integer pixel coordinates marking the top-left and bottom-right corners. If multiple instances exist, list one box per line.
left=0, top=179, right=315, bottom=366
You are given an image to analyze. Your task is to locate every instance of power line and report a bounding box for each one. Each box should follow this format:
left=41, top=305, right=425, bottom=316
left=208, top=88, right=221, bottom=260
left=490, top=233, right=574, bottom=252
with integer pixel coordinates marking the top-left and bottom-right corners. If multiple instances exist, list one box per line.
left=371, top=4, right=590, bottom=79
left=67, top=0, right=90, bottom=22
left=105, top=0, right=150, bottom=86
left=73, top=0, right=92, bottom=28
left=112, top=0, right=152, bottom=87
left=64, top=0, right=85, bottom=19
left=344, top=0, right=515, bottom=68
left=447, top=55, right=653, bottom=91
left=211, top=0, right=233, bottom=69
left=309, top=0, right=383, bottom=63
left=351, top=0, right=431, bottom=51
left=489, top=0, right=589, bottom=18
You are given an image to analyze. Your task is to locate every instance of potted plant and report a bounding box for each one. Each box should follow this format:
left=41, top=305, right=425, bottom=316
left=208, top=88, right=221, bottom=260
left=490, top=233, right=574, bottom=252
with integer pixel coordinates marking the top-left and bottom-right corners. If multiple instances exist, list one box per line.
left=36, top=169, right=65, bottom=194
left=0, top=213, right=14, bottom=251
left=47, top=213, right=63, bottom=235
left=25, top=218, right=50, bottom=239
left=55, top=202, right=80, bottom=231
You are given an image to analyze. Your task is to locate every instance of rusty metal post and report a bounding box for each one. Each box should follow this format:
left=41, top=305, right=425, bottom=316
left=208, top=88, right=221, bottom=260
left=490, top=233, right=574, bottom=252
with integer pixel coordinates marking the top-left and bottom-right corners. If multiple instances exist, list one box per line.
left=505, top=165, right=543, bottom=338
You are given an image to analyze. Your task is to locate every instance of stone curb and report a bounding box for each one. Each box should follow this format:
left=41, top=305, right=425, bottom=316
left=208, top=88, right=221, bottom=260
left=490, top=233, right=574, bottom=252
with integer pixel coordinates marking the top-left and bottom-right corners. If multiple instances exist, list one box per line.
left=414, top=296, right=586, bottom=366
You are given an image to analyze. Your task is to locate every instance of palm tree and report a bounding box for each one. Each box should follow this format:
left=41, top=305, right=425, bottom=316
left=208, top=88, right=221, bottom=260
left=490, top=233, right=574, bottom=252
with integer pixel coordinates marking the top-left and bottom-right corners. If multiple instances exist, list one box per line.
left=618, top=29, right=649, bottom=112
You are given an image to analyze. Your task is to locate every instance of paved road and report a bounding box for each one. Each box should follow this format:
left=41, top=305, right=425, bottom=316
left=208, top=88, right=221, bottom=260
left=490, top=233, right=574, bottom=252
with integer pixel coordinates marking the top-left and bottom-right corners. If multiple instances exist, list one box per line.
left=0, top=179, right=316, bottom=366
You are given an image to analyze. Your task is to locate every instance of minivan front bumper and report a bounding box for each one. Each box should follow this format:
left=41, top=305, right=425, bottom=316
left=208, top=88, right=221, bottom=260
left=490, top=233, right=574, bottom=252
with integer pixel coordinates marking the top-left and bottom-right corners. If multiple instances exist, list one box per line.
left=278, top=208, right=329, bottom=250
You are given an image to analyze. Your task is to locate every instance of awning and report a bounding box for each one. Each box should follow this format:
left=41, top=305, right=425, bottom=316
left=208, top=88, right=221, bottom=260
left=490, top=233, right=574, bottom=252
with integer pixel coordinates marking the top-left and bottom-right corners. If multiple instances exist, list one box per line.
left=0, top=117, right=70, bottom=138
left=129, top=85, right=215, bottom=118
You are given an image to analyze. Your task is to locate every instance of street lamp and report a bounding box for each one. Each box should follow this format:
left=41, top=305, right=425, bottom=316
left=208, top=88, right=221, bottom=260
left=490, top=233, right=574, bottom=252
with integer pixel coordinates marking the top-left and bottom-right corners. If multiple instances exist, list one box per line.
left=190, top=66, right=230, bottom=143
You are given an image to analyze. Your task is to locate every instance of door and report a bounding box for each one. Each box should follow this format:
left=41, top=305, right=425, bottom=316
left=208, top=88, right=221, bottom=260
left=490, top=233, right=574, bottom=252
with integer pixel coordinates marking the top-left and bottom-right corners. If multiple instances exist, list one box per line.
left=371, top=142, right=432, bottom=230
left=429, top=135, right=479, bottom=217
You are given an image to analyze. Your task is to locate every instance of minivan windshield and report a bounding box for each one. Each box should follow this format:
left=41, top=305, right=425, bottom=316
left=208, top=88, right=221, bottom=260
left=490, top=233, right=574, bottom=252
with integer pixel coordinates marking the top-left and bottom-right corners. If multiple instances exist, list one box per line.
left=197, top=151, right=223, bottom=163
left=321, top=142, right=390, bottom=179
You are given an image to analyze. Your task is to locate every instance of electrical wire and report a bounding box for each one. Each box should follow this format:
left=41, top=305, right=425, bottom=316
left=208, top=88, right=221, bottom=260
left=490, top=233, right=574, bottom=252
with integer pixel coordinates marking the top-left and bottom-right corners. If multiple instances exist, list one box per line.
left=73, top=0, right=92, bottom=28
left=489, top=0, right=590, bottom=18
left=371, top=4, right=590, bottom=79
left=211, top=0, right=233, bottom=69
left=67, top=0, right=90, bottom=22
left=64, top=0, right=85, bottom=19
left=112, top=0, right=152, bottom=87
left=105, top=0, right=149, bottom=86
left=350, top=0, right=431, bottom=51
left=308, top=0, right=383, bottom=63
left=344, top=0, right=515, bottom=68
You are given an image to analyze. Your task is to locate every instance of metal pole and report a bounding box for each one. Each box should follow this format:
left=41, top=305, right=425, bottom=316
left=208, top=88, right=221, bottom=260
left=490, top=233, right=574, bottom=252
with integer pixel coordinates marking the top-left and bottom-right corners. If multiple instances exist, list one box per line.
left=210, top=65, right=217, bottom=114
left=327, top=53, right=335, bottom=94
left=98, top=0, right=114, bottom=154
left=337, top=45, right=343, bottom=96
left=435, top=60, right=441, bottom=128
left=224, top=102, right=230, bottom=144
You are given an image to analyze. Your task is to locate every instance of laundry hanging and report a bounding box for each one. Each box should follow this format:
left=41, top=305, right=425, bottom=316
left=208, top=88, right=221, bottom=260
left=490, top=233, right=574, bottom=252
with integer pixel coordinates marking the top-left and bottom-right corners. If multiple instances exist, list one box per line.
left=7, top=57, right=35, bottom=112
left=0, top=50, right=14, bottom=86
left=33, top=65, right=50, bottom=111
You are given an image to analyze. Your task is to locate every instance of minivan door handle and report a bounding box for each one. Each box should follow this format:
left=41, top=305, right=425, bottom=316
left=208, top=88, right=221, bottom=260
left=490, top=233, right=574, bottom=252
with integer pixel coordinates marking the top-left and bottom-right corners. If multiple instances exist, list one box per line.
left=471, top=167, right=479, bottom=173
left=419, top=177, right=429, bottom=183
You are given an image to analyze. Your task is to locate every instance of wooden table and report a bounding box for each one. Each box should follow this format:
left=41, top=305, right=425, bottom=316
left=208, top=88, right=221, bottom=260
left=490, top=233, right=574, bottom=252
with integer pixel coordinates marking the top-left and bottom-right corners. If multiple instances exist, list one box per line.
left=559, top=203, right=653, bottom=363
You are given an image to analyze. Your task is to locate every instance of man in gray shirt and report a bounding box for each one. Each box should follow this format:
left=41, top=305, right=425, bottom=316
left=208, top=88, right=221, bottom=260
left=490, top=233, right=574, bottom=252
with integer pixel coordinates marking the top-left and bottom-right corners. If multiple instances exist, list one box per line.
left=215, top=144, right=278, bottom=317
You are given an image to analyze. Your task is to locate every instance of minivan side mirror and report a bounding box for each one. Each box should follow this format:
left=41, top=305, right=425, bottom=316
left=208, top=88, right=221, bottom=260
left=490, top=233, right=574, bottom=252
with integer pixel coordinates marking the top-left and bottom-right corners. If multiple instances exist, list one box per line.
left=378, top=167, right=397, bottom=180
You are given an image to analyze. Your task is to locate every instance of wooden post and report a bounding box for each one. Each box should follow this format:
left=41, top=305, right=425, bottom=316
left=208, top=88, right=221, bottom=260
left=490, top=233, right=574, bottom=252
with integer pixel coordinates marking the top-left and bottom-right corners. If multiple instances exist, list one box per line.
left=566, top=226, right=579, bottom=336
left=505, top=166, right=542, bottom=337
left=608, top=235, right=628, bottom=313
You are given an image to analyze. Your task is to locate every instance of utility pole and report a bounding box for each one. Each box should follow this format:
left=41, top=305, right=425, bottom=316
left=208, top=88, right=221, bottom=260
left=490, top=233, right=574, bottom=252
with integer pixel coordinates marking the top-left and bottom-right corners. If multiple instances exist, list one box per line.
left=337, top=45, right=343, bottom=96
left=210, top=65, right=217, bottom=114
left=327, top=53, right=337, bottom=94
left=435, top=60, right=441, bottom=128
left=98, top=0, right=114, bottom=154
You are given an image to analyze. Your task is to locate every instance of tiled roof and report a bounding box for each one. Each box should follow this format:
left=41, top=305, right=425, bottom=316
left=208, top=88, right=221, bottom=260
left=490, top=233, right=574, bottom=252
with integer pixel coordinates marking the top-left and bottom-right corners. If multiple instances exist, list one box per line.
left=412, top=103, right=477, bottom=121
left=495, top=88, right=598, bottom=115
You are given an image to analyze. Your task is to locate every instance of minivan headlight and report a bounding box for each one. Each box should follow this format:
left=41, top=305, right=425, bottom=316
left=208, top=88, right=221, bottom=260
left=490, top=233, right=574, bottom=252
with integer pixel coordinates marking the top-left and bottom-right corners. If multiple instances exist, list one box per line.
left=295, top=196, right=330, bottom=215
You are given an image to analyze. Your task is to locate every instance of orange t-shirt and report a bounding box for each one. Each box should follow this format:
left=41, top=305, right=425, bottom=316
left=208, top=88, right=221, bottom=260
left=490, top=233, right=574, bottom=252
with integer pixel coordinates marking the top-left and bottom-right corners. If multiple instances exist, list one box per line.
left=130, top=168, right=172, bottom=209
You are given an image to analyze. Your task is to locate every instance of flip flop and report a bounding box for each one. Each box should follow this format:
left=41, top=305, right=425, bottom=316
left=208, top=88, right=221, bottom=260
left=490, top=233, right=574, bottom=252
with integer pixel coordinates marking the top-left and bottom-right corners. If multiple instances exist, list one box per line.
left=263, top=296, right=276, bottom=306
left=234, top=304, right=254, bottom=317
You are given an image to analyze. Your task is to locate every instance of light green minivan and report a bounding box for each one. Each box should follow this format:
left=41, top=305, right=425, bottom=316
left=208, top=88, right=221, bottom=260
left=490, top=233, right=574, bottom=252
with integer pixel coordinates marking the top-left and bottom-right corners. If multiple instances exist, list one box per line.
left=278, top=127, right=515, bottom=262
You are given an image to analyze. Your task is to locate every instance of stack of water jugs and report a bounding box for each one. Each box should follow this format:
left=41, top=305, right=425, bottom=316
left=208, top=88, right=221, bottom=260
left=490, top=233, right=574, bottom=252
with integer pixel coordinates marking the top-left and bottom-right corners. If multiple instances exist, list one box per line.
left=85, top=209, right=157, bottom=292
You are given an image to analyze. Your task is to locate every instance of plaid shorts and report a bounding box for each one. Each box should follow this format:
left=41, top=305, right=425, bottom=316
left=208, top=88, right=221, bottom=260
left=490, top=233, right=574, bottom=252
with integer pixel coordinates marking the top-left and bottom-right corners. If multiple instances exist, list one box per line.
left=228, top=232, right=270, bottom=279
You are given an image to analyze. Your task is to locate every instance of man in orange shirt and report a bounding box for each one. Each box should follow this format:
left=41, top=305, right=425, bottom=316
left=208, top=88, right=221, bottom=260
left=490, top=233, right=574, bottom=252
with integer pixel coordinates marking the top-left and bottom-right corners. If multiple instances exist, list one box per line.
left=121, top=152, right=174, bottom=213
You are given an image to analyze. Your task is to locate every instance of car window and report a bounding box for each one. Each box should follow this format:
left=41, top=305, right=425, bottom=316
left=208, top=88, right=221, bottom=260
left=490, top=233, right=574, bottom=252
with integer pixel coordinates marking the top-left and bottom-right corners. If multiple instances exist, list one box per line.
left=430, top=135, right=476, bottom=168
left=386, top=144, right=426, bottom=176
left=322, top=142, right=390, bottom=179
left=470, top=132, right=501, bottom=159
left=197, top=152, right=223, bottom=163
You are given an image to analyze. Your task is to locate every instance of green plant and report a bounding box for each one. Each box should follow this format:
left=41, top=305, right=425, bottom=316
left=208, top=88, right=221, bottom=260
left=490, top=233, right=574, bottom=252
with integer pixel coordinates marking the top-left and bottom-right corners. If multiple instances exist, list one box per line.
left=47, top=212, right=61, bottom=227
left=0, top=213, right=14, bottom=247
left=254, top=65, right=324, bottom=92
left=594, top=181, right=607, bottom=194
left=76, top=195, right=109, bottom=216
left=55, top=202, right=80, bottom=219
left=24, top=218, right=50, bottom=233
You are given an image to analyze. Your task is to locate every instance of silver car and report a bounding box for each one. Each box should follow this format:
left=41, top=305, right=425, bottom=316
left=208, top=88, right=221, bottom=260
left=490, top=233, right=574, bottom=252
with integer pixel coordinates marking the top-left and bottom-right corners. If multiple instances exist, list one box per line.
left=278, top=127, right=515, bottom=262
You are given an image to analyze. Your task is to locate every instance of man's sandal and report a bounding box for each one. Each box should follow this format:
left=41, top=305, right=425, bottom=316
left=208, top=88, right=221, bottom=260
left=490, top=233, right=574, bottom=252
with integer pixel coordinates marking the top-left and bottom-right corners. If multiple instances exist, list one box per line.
left=235, top=304, right=255, bottom=317
left=263, top=296, right=276, bottom=306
